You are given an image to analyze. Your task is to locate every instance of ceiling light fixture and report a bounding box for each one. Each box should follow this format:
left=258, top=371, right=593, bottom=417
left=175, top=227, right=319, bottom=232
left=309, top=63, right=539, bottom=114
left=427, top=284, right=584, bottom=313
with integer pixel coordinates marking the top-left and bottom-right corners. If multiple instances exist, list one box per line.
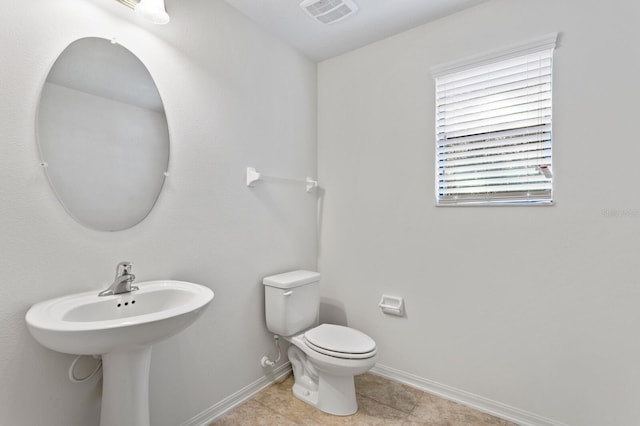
left=135, top=0, right=170, bottom=25
left=117, top=0, right=137, bottom=9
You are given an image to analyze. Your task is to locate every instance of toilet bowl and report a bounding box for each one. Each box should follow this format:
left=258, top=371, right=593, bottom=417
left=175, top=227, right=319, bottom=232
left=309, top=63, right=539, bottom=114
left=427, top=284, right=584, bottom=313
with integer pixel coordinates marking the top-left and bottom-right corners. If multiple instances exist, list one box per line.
left=263, top=271, right=377, bottom=416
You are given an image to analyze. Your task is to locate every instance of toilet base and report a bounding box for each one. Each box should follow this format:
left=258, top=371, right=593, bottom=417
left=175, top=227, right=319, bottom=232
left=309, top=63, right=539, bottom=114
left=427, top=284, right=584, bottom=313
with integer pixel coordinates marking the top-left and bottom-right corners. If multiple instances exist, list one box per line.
left=292, top=371, right=358, bottom=416
left=288, top=345, right=359, bottom=416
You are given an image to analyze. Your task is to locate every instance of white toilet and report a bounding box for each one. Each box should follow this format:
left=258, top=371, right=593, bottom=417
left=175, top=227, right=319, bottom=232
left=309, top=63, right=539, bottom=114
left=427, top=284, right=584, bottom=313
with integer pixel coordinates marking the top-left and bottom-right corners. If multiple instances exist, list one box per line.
left=263, top=270, right=377, bottom=416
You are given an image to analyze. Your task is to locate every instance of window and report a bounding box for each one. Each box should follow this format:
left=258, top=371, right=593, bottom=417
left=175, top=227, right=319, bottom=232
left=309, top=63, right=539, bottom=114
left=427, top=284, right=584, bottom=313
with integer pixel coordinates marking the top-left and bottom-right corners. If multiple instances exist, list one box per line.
left=433, top=34, right=557, bottom=206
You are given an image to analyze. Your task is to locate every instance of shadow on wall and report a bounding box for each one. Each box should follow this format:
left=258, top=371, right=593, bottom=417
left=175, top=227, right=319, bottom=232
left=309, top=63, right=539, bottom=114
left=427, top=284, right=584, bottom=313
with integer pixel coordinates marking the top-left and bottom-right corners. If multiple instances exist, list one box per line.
left=319, top=298, right=348, bottom=326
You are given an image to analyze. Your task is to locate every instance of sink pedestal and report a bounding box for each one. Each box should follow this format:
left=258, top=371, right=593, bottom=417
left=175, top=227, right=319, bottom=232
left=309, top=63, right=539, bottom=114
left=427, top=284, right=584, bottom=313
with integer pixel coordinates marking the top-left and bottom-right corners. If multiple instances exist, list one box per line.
left=100, top=347, right=152, bottom=426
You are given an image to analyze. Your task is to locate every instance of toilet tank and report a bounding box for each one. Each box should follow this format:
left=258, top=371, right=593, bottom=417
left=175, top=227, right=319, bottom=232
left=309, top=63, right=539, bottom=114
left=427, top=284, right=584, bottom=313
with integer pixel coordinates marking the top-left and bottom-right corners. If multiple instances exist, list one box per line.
left=263, top=270, right=320, bottom=337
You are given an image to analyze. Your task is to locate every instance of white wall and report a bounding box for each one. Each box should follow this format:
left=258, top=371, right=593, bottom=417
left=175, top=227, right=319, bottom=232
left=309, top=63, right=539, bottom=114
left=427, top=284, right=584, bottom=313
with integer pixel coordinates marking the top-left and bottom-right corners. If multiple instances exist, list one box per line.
left=318, top=0, right=640, bottom=425
left=0, top=0, right=316, bottom=425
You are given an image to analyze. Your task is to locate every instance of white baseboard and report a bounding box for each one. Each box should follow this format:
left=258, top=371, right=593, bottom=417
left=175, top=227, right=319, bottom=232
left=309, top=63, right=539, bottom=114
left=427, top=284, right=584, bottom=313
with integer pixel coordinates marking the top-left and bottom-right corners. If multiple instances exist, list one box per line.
left=370, top=364, right=568, bottom=426
left=181, top=363, right=292, bottom=426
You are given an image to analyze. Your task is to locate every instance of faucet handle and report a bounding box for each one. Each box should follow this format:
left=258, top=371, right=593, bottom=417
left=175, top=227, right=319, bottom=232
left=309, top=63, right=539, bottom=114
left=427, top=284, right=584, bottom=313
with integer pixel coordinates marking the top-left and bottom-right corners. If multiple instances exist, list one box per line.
left=115, top=261, right=133, bottom=276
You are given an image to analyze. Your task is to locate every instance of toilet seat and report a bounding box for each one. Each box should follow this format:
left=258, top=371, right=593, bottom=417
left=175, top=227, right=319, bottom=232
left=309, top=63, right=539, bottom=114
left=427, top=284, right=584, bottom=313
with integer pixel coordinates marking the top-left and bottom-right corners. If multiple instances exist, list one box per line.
left=303, top=324, right=376, bottom=359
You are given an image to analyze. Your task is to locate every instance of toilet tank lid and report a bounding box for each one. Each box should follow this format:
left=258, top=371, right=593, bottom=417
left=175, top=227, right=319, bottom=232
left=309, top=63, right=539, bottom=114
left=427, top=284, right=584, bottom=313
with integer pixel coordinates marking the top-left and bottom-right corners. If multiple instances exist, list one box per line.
left=263, top=270, right=320, bottom=289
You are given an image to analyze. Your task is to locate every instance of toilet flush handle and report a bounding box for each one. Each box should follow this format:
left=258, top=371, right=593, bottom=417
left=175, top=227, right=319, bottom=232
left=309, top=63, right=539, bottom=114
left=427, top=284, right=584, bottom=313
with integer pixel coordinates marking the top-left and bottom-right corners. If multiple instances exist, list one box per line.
left=283, top=290, right=293, bottom=296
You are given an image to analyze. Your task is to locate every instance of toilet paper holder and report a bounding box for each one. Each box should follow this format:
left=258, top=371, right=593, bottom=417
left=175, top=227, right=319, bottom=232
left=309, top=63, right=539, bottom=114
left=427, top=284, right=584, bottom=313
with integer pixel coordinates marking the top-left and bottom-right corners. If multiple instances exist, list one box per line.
left=378, top=295, right=404, bottom=316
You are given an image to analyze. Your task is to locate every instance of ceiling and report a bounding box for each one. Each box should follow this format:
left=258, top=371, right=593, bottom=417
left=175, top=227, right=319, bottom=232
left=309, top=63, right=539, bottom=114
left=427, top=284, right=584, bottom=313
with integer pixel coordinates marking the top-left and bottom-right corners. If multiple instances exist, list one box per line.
left=222, top=0, right=487, bottom=62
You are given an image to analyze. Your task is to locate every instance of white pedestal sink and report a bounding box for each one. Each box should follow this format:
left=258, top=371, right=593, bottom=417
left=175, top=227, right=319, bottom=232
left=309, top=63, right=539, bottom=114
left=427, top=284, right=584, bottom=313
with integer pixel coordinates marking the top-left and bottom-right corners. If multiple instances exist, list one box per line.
left=25, top=280, right=214, bottom=426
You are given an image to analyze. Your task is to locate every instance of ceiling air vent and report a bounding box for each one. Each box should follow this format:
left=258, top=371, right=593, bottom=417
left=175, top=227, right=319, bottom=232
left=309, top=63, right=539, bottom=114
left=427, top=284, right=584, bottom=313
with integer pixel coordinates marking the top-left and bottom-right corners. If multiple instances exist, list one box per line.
left=300, top=0, right=359, bottom=24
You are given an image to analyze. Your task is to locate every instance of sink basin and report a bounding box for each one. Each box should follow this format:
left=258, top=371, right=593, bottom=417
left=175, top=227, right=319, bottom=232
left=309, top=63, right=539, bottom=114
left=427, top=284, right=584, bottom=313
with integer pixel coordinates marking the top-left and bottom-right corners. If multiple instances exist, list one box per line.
left=26, top=280, right=214, bottom=426
left=26, top=280, right=213, bottom=355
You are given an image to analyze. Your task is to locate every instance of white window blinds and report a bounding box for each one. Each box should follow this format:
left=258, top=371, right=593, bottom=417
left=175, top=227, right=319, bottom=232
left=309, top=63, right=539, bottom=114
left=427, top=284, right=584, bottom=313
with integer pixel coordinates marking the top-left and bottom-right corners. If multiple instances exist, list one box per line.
left=434, top=44, right=555, bottom=206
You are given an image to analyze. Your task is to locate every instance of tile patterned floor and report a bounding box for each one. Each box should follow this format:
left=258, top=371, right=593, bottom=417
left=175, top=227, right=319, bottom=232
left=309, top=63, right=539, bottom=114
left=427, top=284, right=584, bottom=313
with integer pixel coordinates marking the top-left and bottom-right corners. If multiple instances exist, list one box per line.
left=211, top=372, right=517, bottom=425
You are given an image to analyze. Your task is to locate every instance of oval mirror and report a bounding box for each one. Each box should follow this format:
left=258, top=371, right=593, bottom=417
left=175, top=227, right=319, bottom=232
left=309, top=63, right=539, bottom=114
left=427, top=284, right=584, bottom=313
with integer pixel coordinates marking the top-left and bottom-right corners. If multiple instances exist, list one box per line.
left=37, top=37, right=170, bottom=231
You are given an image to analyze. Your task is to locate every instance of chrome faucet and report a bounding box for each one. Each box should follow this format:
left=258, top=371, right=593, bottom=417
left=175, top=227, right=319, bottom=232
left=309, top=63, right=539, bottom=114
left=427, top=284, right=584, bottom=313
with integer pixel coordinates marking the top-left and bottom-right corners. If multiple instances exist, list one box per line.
left=98, top=261, right=138, bottom=296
